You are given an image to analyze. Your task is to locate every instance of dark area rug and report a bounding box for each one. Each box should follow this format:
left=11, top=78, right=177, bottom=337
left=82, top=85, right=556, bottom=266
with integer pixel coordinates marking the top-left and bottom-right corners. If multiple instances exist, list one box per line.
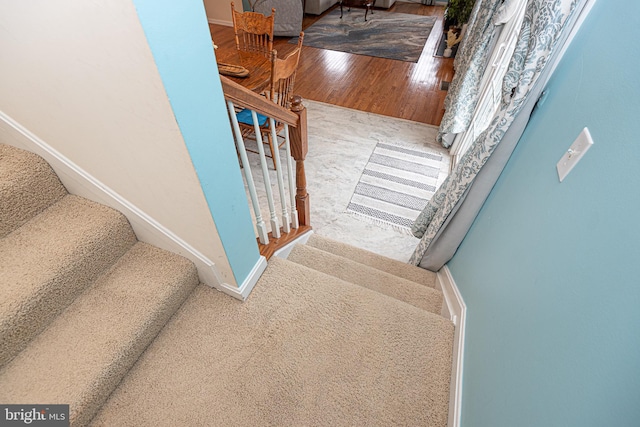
left=291, top=9, right=437, bottom=62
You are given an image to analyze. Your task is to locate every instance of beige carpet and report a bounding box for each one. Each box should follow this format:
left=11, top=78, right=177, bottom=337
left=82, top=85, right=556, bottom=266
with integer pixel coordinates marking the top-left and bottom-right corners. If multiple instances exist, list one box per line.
left=0, top=243, right=199, bottom=427
left=2, top=142, right=454, bottom=427
left=288, top=243, right=443, bottom=314
left=91, top=257, right=454, bottom=427
left=0, top=195, right=137, bottom=367
left=0, top=144, right=200, bottom=426
left=0, top=143, right=66, bottom=237
left=306, top=233, right=438, bottom=287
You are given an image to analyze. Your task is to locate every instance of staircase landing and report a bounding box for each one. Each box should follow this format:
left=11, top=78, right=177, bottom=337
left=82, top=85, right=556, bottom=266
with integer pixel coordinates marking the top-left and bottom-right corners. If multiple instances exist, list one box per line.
left=1, top=143, right=454, bottom=426
left=92, top=254, right=454, bottom=427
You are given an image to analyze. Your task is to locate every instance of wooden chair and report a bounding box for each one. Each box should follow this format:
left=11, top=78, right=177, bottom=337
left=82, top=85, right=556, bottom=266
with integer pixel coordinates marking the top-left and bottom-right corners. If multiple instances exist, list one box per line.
left=231, top=2, right=275, bottom=58
left=236, top=33, right=305, bottom=169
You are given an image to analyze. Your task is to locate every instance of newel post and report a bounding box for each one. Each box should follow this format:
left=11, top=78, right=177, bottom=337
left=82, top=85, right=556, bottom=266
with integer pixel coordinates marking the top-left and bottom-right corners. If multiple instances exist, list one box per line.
left=289, top=95, right=310, bottom=227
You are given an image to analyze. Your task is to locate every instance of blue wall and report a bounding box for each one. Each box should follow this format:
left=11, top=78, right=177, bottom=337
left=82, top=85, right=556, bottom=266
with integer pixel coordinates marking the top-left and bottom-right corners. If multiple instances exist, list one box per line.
left=132, top=0, right=261, bottom=285
left=449, top=2, right=640, bottom=426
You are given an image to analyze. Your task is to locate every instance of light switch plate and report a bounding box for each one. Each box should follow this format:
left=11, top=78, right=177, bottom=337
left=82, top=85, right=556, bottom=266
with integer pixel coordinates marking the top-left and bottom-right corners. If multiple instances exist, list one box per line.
left=557, top=127, right=593, bottom=182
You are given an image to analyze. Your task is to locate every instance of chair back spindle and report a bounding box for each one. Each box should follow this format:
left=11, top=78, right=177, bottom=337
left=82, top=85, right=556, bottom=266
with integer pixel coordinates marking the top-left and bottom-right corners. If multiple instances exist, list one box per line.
left=269, top=32, right=305, bottom=110
left=234, top=32, right=305, bottom=170
left=231, top=2, right=275, bottom=58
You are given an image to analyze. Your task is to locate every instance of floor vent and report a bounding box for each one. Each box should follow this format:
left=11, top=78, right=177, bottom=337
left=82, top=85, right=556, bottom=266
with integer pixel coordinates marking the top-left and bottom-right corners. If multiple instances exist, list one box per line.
left=440, top=81, right=450, bottom=91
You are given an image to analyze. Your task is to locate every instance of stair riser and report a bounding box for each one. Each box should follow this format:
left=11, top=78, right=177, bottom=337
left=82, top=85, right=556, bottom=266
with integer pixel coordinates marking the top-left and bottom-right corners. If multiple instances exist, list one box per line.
left=0, top=197, right=137, bottom=368
left=288, top=244, right=444, bottom=316
left=0, top=244, right=200, bottom=427
left=1, top=145, right=203, bottom=427
left=71, top=253, right=199, bottom=426
left=306, top=234, right=438, bottom=288
left=90, top=258, right=454, bottom=427
left=0, top=145, right=67, bottom=238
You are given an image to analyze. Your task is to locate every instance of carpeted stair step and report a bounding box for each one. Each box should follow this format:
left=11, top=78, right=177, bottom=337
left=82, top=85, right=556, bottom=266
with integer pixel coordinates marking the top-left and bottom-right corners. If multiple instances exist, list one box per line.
left=306, top=233, right=437, bottom=288
left=0, top=242, right=199, bottom=427
left=90, top=256, right=454, bottom=427
left=288, top=243, right=444, bottom=315
left=0, top=194, right=137, bottom=368
left=0, top=144, right=67, bottom=238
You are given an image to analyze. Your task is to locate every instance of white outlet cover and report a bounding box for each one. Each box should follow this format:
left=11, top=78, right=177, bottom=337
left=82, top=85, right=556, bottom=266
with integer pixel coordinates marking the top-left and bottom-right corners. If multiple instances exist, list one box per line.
left=556, top=127, right=594, bottom=182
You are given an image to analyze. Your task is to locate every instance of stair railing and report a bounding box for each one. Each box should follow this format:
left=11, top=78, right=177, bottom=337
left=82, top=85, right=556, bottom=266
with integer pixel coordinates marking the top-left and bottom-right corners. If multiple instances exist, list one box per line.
left=221, top=76, right=310, bottom=258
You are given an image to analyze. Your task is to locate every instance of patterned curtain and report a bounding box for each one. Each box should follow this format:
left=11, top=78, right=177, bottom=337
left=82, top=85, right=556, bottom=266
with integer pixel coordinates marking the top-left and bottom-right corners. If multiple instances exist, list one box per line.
left=437, top=0, right=504, bottom=147
left=411, top=0, right=580, bottom=264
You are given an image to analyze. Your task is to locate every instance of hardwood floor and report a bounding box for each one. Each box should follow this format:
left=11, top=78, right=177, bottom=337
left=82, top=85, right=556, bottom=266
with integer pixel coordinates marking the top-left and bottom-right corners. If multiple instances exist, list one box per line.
left=210, top=2, right=454, bottom=126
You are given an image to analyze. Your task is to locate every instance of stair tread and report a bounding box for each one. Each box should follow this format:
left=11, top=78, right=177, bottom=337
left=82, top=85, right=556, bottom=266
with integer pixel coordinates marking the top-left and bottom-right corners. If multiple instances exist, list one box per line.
left=91, top=256, right=453, bottom=427
left=288, top=244, right=443, bottom=315
left=0, top=194, right=137, bottom=368
left=307, top=233, right=437, bottom=288
left=0, top=242, right=199, bottom=427
left=0, top=144, right=67, bottom=238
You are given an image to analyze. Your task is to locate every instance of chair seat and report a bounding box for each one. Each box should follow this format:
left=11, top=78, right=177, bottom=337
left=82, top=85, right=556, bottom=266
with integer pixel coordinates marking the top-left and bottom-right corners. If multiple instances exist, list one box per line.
left=236, top=109, right=268, bottom=127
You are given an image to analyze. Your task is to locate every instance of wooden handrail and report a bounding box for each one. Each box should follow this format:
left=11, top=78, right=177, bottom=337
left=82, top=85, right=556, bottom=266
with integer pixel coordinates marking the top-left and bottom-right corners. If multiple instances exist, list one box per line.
left=221, top=76, right=298, bottom=127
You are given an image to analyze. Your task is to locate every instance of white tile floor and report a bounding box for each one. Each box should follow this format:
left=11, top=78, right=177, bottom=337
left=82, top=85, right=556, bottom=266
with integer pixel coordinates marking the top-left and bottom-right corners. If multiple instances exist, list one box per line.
left=240, top=100, right=450, bottom=262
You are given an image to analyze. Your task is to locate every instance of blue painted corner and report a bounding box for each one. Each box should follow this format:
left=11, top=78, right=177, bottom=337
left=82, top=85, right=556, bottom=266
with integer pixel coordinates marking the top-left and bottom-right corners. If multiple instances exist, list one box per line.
left=449, top=2, right=640, bottom=426
left=132, top=0, right=261, bottom=286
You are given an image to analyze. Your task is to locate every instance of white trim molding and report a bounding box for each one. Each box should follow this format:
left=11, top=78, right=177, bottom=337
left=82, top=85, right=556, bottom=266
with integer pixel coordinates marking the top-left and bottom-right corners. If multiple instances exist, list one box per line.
left=208, top=18, right=232, bottom=27
left=436, top=265, right=466, bottom=427
left=218, top=256, right=267, bottom=301
left=0, top=110, right=235, bottom=293
left=273, top=230, right=314, bottom=259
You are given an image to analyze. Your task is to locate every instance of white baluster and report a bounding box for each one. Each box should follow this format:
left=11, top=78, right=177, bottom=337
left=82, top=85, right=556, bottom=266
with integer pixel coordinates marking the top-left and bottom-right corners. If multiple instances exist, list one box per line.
left=251, top=111, right=280, bottom=238
left=226, top=101, right=269, bottom=244
left=283, top=124, right=299, bottom=229
left=268, top=118, right=291, bottom=233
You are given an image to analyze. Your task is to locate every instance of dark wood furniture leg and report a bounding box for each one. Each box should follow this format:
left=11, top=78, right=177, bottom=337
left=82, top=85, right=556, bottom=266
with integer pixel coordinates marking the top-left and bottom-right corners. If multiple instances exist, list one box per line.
left=340, top=0, right=376, bottom=21
left=364, top=0, right=376, bottom=21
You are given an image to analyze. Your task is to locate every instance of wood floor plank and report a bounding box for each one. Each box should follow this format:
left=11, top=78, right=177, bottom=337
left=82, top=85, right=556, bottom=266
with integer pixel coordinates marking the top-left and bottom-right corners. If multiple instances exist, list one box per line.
left=210, top=2, right=453, bottom=126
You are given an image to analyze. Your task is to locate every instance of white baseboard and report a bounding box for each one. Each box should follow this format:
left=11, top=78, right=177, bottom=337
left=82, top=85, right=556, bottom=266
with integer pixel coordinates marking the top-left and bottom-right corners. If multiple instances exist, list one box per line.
left=437, top=265, right=466, bottom=427
left=273, top=229, right=314, bottom=259
left=0, top=110, right=232, bottom=292
left=208, top=18, right=232, bottom=27
left=217, top=256, right=267, bottom=301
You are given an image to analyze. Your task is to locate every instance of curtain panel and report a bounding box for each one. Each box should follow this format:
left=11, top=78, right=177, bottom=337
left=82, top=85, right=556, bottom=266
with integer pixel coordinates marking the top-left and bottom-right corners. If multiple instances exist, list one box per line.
left=437, top=0, right=504, bottom=147
left=411, top=0, right=582, bottom=267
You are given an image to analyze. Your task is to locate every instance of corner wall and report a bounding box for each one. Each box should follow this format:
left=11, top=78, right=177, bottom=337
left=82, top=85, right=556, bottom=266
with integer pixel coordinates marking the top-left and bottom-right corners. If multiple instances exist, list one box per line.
left=448, top=1, right=640, bottom=426
left=203, top=0, right=239, bottom=25
left=133, top=0, right=262, bottom=286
